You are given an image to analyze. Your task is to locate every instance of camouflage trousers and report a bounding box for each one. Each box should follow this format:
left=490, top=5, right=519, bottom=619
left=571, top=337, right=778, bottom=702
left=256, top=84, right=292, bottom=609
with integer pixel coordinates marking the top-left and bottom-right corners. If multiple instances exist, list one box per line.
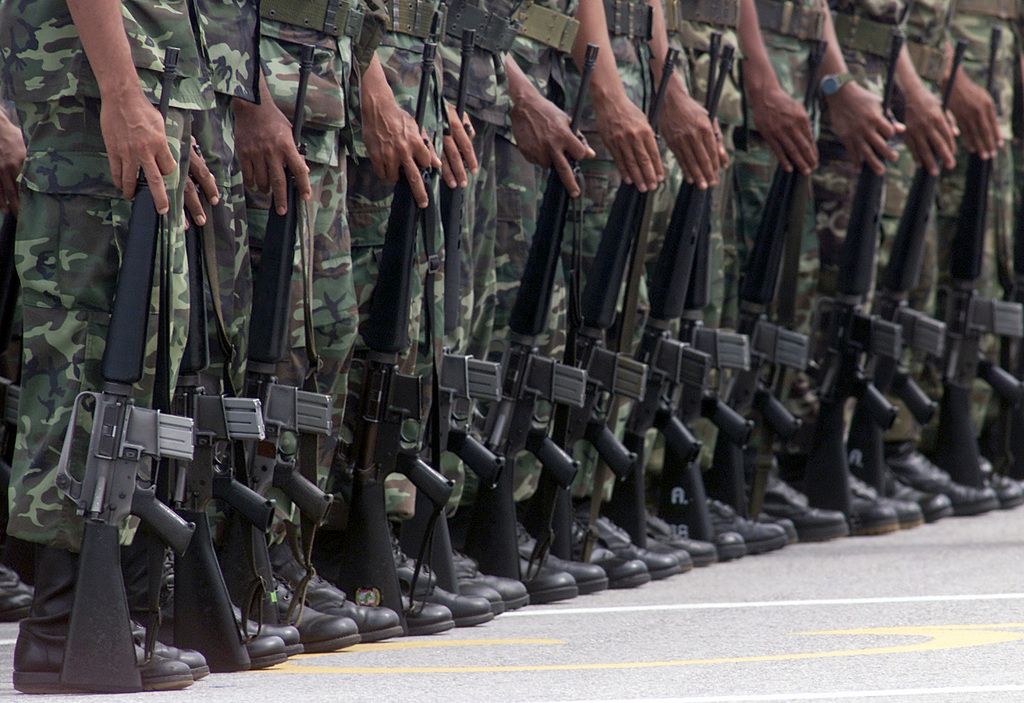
left=190, top=96, right=251, bottom=397
left=10, top=97, right=192, bottom=549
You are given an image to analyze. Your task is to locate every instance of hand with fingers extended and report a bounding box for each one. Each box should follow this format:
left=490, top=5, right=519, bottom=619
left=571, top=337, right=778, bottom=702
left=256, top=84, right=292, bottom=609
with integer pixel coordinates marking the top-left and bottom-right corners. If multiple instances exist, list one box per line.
left=183, top=137, right=221, bottom=226
left=591, top=87, right=662, bottom=193
left=442, top=101, right=478, bottom=189
left=101, top=86, right=178, bottom=214
left=360, top=57, right=441, bottom=209
left=0, top=110, right=25, bottom=216
left=232, top=73, right=312, bottom=215
left=659, top=79, right=721, bottom=189
left=825, top=81, right=902, bottom=175
left=748, top=82, right=817, bottom=175
left=947, top=73, right=1001, bottom=160
left=903, top=83, right=957, bottom=175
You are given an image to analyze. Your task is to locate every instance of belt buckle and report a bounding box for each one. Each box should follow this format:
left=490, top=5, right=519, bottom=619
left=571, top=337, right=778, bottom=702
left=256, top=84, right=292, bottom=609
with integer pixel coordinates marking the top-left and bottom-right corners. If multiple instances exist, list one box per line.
left=627, top=0, right=636, bottom=37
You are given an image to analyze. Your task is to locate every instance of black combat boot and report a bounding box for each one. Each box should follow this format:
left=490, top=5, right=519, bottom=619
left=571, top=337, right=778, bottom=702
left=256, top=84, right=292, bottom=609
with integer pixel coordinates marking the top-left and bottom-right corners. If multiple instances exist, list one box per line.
left=13, top=546, right=193, bottom=694
left=0, top=561, right=33, bottom=621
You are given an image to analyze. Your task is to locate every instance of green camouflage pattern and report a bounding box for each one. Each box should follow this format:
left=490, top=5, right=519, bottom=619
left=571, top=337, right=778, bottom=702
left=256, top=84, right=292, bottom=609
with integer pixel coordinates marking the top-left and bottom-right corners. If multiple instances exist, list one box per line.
left=669, top=19, right=742, bottom=126
left=194, top=0, right=261, bottom=101
left=10, top=97, right=193, bottom=548
left=0, top=0, right=213, bottom=111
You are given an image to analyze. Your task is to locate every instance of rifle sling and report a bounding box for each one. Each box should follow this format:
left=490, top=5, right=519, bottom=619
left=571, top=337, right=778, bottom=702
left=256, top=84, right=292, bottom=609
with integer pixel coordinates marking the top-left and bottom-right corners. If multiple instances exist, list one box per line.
left=199, top=203, right=240, bottom=396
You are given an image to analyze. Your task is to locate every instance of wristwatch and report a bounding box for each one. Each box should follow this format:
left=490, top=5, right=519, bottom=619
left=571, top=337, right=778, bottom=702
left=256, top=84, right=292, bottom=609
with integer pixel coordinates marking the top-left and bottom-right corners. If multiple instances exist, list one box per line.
left=820, top=72, right=854, bottom=98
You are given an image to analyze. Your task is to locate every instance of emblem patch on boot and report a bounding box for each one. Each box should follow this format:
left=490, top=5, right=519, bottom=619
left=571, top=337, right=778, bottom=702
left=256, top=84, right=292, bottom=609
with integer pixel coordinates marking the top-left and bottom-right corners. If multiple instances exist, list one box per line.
left=355, top=587, right=382, bottom=607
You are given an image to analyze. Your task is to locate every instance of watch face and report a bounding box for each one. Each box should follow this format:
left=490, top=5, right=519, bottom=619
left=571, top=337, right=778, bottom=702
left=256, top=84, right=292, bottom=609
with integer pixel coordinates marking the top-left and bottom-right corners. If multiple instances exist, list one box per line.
left=822, top=75, right=839, bottom=96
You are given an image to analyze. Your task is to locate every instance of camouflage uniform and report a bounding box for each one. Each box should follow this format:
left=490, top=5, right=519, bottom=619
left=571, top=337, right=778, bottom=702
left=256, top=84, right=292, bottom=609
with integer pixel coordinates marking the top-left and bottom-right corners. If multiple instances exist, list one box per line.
left=0, top=0, right=214, bottom=549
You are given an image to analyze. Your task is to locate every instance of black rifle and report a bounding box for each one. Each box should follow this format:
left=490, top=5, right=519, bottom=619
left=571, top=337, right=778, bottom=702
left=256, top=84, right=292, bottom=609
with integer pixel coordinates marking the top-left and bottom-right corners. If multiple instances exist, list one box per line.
left=933, top=26, right=1024, bottom=488
left=0, top=214, right=18, bottom=487
left=802, top=32, right=904, bottom=516
left=321, top=19, right=456, bottom=630
left=463, top=46, right=599, bottom=580
left=441, top=29, right=476, bottom=335
left=166, top=219, right=271, bottom=672
left=54, top=49, right=197, bottom=692
left=1006, top=144, right=1024, bottom=479
left=707, top=41, right=826, bottom=519
left=846, top=41, right=967, bottom=492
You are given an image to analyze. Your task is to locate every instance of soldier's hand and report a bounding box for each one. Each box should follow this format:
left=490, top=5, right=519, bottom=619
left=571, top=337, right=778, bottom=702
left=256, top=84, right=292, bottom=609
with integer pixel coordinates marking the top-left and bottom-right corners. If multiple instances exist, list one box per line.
left=442, top=102, right=478, bottom=189
left=232, top=92, right=312, bottom=215
left=0, top=110, right=25, bottom=216
left=362, top=98, right=440, bottom=209
left=825, top=81, right=901, bottom=175
left=948, top=74, right=1000, bottom=159
left=509, top=89, right=595, bottom=198
left=183, top=138, right=219, bottom=226
left=660, top=81, right=720, bottom=189
left=748, top=84, right=817, bottom=175
left=101, top=88, right=177, bottom=213
left=903, top=84, right=957, bottom=175
left=592, top=89, right=662, bottom=192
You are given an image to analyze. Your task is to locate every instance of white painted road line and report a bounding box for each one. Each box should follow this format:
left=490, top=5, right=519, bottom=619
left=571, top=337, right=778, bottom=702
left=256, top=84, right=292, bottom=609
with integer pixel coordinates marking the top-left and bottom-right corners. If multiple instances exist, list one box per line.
left=504, top=593, right=1024, bottom=617
left=530, top=684, right=1024, bottom=701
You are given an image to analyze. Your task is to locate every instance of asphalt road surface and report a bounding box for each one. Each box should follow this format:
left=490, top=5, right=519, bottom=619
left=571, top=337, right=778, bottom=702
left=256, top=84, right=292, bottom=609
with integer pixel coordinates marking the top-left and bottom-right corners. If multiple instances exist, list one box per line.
left=1, top=504, right=1023, bottom=702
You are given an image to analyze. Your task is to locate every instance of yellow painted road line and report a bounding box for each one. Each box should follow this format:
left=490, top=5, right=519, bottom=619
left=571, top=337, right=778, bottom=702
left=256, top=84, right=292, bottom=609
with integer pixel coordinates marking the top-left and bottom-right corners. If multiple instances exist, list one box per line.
left=259, top=624, right=1024, bottom=675
left=503, top=593, right=1024, bottom=617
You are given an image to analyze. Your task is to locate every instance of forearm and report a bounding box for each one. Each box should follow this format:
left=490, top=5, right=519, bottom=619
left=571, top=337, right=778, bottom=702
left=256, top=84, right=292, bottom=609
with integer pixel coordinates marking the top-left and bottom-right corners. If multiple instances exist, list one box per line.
left=573, top=0, right=634, bottom=110
left=819, top=5, right=851, bottom=76
left=66, top=0, right=142, bottom=101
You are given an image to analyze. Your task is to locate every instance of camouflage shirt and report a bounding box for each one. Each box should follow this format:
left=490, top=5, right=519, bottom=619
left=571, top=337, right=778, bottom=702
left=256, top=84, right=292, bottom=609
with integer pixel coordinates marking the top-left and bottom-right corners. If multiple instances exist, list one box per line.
left=194, top=0, right=261, bottom=101
left=0, top=0, right=214, bottom=111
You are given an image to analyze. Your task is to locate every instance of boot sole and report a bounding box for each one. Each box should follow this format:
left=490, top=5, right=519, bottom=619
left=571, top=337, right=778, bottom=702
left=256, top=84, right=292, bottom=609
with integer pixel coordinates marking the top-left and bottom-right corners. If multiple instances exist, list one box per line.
left=792, top=522, right=850, bottom=542
left=248, top=651, right=290, bottom=669
left=356, top=624, right=405, bottom=644
left=301, top=632, right=362, bottom=653
left=607, top=572, right=651, bottom=589
left=851, top=522, right=900, bottom=536
left=951, top=497, right=1000, bottom=516
left=646, top=564, right=684, bottom=580
left=453, top=612, right=496, bottom=628
left=503, top=593, right=531, bottom=610
left=14, top=670, right=194, bottom=694
left=524, top=582, right=578, bottom=604
left=574, top=577, right=609, bottom=596
left=405, top=619, right=456, bottom=636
